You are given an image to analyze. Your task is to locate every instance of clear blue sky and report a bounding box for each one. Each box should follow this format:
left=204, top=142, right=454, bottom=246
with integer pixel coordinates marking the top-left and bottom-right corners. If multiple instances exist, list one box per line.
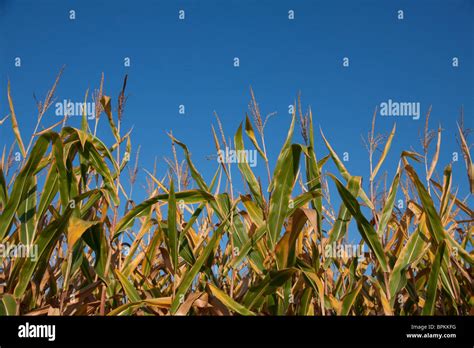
left=1, top=0, right=472, bottom=235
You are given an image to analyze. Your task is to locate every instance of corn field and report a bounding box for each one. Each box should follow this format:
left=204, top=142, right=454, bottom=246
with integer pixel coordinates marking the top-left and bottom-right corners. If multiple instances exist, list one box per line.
left=0, top=73, right=472, bottom=316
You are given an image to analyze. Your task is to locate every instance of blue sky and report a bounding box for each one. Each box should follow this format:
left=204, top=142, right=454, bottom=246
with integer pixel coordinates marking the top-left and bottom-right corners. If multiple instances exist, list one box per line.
left=0, top=0, right=473, bottom=236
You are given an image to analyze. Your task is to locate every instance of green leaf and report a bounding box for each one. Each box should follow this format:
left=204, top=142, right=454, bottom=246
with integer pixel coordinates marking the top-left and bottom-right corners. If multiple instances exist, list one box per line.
left=405, top=165, right=445, bottom=244
left=268, top=111, right=296, bottom=192
left=0, top=294, right=17, bottom=315
left=82, top=223, right=108, bottom=280
left=268, top=144, right=301, bottom=248
left=36, top=163, right=59, bottom=229
left=81, top=90, right=89, bottom=133
left=298, top=288, right=313, bottom=315
left=0, top=133, right=55, bottom=241
left=376, top=165, right=400, bottom=236
left=0, top=163, right=8, bottom=206
left=329, top=174, right=389, bottom=272
left=168, top=135, right=209, bottom=192
left=341, top=280, right=363, bottom=315
left=328, top=176, right=361, bottom=243
left=241, top=195, right=264, bottom=227
left=439, top=164, right=452, bottom=218
left=305, top=109, right=322, bottom=234
left=321, top=129, right=374, bottom=210
left=275, top=208, right=312, bottom=269
left=13, top=208, right=73, bottom=298
left=167, top=179, right=179, bottom=273
left=323, top=176, right=361, bottom=269
left=170, top=219, right=228, bottom=314
left=18, top=177, right=37, bottom=246
left=422, top=241, right=446, bottom=315
left=114, top=190, right=214, bottom=238
left=208, top=283, right=255, bottom=316
left=115, top=270, right=142, bottom=303
left=242, top=268, right=296, bottom=310
left=388, top=226, right=428, bottom=299
left=84, top=140, right=119, bottom=206
left=234, top=123, right=264, bottom=208
left=228, top=225, right=266, bottom=272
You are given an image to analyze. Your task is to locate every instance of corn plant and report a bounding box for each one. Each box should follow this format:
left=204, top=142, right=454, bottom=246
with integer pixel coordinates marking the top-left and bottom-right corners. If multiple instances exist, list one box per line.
left=0, top=73, right=472, bottom=316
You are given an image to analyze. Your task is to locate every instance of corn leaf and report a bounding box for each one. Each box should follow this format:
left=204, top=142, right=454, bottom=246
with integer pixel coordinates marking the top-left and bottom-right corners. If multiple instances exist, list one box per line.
left=421, top=241, right=446, bottom=315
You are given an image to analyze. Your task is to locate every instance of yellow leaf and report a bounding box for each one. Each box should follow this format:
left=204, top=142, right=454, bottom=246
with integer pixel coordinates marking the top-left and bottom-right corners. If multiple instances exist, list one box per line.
left=7, top=81, right=26, bottom=157
left=371, top=123, right=396, bottom=181
left=67, top=216, right=99, bottom=250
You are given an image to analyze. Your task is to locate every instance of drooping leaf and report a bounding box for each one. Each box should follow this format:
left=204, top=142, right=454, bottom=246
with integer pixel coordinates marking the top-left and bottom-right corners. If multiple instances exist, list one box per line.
left=371, top=123, right=396, bottom=181
left=321, top=129, right=374, bottom=210
left=389, top=225, right=428, bottom=299
left=7, top=81, right=26, bottom=157
left=67, top=216, right=99, bottom=250
left=234, top=123, right=264, bottom=208
left=244, top=114, right=267, bottom=161
left=242, top=268, right=297, bottom=310
left=208, top=282, right=255, bottom=316
left=329, top=174, right=389, bottom=272
left=114, top=190, right=214, bottom=238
